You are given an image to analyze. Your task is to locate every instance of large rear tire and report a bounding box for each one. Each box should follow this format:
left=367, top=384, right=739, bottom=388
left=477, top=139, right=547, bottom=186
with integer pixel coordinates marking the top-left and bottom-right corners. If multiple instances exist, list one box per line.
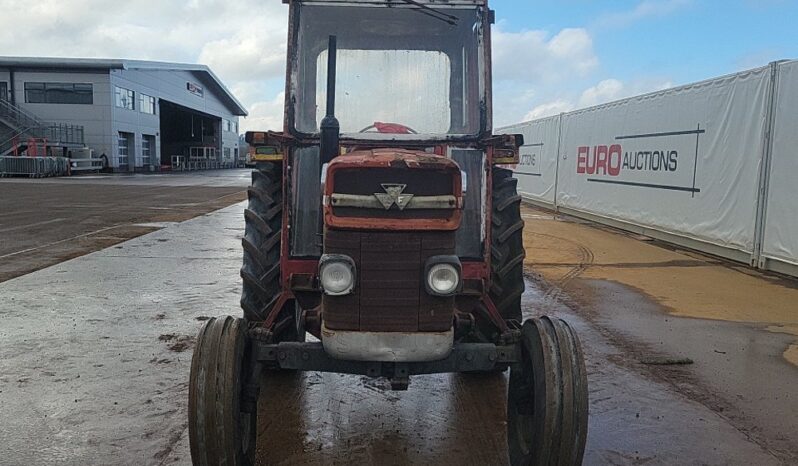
left=239, top=164, right=302, bottom=341
left=507, top=317, right=589, bottom=466
left=240, top=164, right=283, bottom=323
left=189, top=316, right=257, bottom=466
left=490, top=167, right=525, bottom=324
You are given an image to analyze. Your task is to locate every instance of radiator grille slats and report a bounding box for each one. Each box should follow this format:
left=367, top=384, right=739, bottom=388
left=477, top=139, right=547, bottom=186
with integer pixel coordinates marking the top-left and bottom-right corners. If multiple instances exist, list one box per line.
left=333, top=168, right=452, bottom=196
left=323, top=230, right=455, bottom=332
left=330, top=167, right=456, bottom=221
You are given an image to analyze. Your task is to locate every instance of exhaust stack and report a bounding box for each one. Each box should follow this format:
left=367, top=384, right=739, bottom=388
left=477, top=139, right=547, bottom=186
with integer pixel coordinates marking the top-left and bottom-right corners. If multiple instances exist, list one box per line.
left=320, top=35, right=340, bottom=164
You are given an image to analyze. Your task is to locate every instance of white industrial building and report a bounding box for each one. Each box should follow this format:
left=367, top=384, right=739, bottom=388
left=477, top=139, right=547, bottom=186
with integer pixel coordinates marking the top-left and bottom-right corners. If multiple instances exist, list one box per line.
left=0, top=57, right=247, bottom=171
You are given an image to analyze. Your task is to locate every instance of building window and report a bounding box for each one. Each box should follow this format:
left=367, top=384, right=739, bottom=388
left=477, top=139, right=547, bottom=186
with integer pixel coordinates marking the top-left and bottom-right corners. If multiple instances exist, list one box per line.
left=222, top=119, right=238, bottom=133
left=115, top=86, right=135, bottom=110
left=117, top=132, right=132, bottom=168
left=142, top=135, right=155, bottom=166
left=0, top=82, right=8, bottom=101
left=221, top=119, right=239, bottom=133
left=139, top=94, right=156, bottom=115
left=223, top=147, right=231, bottom=159
left=24, top=82, right=93, bottom=104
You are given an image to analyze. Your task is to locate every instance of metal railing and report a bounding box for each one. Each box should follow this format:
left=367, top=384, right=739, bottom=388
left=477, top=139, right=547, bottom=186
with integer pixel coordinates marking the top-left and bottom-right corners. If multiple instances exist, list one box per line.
left=0, top=97, right=44, bottom=130
left=43, top=124, right=84, bottom=146
left=0, top=156, right=70, bottom=177
left=0, top=99, right=85, bottom=155
left=170, top=155, right=238, bottom=171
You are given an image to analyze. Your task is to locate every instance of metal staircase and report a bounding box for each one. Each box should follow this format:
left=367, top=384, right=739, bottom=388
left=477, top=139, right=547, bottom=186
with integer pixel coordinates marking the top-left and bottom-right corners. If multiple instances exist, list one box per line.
left=0, top=99, right=85, bottom=156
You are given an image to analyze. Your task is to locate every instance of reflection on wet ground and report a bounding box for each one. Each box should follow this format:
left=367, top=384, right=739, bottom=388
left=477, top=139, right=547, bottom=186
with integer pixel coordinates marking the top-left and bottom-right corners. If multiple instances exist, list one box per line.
left=521, top=206, right=798, bottom=356
left=521, top=204, right=798, bottom=463
left=2, top=194, right=796, bottom=465
left=0, top=169, right=250, bottom=282
left=256, top=278, right=786, bottom=465
left=258, top=371, right=506, bottom=465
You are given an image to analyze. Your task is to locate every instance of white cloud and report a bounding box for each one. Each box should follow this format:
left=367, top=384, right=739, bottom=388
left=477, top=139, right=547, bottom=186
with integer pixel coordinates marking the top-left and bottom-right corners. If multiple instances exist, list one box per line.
left=241, top=92, right=285, bottom=133
left=593, top=0, right=691, bottom=29
left=517, top=78, right=674, bottom=123
left=579, top=78, right=673, bottom=107
left=0, top=2, right=677, bottom=131
left=491, top=25, right=599, bottom=125
left=578, top=78, right=673, bottom=108
left=0, top=1, right=284, bottom=62
left=198, top=24, right=286, bottom=83
left=0, top=0, right=288, bottom=124
left=523, top=100, right=575, bottom=121
left=492, top=26, right=598, bottom=84
left=735, top=48, right=782, bottom=71
left=578, top=79, right=626, bottom=107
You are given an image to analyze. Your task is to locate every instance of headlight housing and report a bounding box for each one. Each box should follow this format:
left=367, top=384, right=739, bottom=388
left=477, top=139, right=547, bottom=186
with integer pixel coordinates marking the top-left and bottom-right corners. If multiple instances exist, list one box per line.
left=319, top=254, right=356, bottom=296
left=425, top=256, right=462, bottom=296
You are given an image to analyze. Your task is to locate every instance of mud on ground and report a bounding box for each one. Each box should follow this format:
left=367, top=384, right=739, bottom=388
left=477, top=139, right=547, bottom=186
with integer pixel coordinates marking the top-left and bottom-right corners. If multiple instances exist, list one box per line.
left=521, top=205, right=798, bottom=463
left=1, top=185, right=797, bottom=464
left=0, top=170, right=249, bottom=282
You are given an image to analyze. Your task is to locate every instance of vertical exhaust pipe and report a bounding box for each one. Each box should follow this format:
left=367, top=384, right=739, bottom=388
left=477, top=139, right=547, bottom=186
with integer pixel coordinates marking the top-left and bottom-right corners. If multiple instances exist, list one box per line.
left=320, top=35, right=340, bottom=164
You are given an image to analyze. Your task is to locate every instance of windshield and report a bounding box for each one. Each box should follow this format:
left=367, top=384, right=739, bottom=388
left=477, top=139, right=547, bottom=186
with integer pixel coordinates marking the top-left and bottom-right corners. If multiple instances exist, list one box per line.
left=291, top=4, right=487, bottom=138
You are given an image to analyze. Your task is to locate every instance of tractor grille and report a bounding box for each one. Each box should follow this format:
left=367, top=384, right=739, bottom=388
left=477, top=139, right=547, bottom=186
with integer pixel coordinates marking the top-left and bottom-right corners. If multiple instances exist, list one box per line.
left=323, top=229, right=455, bottom=332
left=330, top=167, right=455, bottom=220
left=333, top=167, right=452, bottom=196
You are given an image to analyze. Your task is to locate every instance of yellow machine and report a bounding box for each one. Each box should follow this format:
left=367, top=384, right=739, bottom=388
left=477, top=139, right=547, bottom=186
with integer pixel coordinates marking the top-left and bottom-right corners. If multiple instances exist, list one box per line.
left=246, top=131, right=283, bottom=166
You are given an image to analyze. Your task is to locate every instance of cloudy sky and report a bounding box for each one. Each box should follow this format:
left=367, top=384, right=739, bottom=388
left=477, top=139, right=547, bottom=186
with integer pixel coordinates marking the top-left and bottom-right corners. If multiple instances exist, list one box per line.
left=1, top=0, right=796, bottom=131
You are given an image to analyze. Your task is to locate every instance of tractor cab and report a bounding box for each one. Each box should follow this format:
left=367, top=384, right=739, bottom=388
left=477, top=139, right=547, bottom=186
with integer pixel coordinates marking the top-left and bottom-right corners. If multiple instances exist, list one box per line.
left=193, top=2, right=588, bottom=465
left=289, top=0, right=488, bottom=140
left=280, top=0, right=515, bottom=361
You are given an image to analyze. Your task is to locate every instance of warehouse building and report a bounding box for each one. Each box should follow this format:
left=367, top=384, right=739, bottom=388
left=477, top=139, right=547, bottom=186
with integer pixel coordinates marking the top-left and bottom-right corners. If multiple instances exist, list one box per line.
left=0, top=57, right=247, bottom=171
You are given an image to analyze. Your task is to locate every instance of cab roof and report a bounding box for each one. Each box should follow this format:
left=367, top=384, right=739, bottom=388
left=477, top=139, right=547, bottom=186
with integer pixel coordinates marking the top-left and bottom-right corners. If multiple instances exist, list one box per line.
left=282, top=0, right=487, bottom=6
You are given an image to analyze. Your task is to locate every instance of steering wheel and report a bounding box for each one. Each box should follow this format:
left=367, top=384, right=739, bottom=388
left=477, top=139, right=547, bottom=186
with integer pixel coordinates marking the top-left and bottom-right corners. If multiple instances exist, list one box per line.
left=359, top=122, right=418, bottom=134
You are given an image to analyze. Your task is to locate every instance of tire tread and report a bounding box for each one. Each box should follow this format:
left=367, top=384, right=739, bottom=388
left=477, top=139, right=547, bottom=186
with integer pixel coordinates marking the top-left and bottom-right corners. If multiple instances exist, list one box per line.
left=490, top=167, right=525, bottom=323
left=189, top=317, right=255, bottom=466
left=241, top=164, right=283, bottom=323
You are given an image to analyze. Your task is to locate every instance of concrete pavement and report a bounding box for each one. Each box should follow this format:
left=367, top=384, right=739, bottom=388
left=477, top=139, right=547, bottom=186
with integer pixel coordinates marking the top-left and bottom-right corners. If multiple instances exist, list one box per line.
left=1, top=199, right=794, bottom=464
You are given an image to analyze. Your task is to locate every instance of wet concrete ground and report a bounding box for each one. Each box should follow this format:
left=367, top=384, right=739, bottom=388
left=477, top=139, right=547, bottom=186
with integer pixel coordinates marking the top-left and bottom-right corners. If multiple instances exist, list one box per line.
left=1, top=186, right=797, bottom=464
left=0, top=169, right=249, bottom=282
left=521, top=206, right=798, bottom=463
left=256, top=279, right=785, bottom=465
left=0, top=204, right=245, bottom=465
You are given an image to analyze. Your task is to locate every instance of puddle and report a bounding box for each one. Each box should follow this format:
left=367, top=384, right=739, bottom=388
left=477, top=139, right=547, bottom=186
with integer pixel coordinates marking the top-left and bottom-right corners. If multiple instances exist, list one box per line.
left=133, top=222, right=179, bottom=228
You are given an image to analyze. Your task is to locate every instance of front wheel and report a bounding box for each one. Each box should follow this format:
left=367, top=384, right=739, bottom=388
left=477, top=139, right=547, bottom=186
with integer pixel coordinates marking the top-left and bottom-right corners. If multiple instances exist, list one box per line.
left=507, top=316, right=589, bottom=466
left=189, top=316, right=257, bottom=466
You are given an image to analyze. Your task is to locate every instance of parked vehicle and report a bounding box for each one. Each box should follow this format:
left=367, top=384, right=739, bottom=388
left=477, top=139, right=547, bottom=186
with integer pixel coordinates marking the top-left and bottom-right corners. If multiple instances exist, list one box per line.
left=189, top=1, right=588, bottom=464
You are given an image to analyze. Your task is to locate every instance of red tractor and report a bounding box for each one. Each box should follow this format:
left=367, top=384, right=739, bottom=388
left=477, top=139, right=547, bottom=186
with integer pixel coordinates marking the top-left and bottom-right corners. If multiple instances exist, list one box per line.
left=189, top=1, right=588, bottom=464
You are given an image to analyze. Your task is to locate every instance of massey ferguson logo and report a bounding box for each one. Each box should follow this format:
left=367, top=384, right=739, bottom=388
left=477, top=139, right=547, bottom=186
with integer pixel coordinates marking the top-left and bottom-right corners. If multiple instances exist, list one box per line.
left=374, top=183, right=414, bottom=210
left=574, top=126, right=705, bottom=196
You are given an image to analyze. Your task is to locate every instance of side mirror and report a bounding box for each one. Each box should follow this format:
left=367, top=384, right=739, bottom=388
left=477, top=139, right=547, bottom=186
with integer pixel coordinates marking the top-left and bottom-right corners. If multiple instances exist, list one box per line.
left=245, top=131, right=284, bottom=162
left=490, top=133, right=524, bottom=165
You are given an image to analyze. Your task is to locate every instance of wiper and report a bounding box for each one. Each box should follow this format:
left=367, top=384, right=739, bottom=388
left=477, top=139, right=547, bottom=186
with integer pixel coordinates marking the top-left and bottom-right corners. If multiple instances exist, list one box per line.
left=396, top=0, right=459, bottom=26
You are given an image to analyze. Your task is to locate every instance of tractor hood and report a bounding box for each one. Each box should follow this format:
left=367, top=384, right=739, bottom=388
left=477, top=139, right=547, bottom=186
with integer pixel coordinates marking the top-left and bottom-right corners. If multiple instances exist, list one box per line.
left=323, top=149, right=463, bottom=231
left=328, top=148, right=461, bottom=171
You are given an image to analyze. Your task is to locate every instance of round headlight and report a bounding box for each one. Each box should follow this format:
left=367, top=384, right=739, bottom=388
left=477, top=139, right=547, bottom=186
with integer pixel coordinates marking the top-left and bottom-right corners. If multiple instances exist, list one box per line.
left=320, top=260, right=355, bottom=295
left=427, top=263, right=459, bottom=295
